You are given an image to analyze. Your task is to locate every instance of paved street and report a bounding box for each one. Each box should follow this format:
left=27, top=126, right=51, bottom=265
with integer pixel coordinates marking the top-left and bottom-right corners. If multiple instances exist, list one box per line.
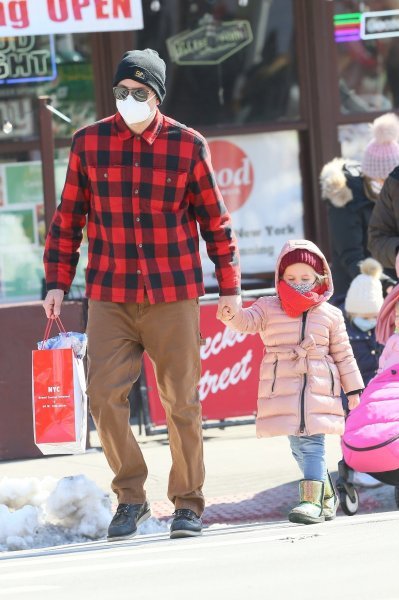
left=0, top=512, right=398, bottom=600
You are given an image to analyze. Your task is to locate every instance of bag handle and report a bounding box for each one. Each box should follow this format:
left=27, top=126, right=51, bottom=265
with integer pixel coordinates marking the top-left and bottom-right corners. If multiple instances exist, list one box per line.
left=40, top=317, right=67, bottom=350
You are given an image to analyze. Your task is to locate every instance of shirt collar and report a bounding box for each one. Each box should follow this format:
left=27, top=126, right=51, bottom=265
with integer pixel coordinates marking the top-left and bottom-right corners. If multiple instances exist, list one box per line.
left=113, top=109, right=163, bottom=144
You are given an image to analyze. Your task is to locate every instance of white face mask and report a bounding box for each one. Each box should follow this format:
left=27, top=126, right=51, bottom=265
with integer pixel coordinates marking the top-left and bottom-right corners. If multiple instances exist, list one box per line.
left=116, top=93, right=155, bottom=125
left=352, top=316, right=377, bottom=331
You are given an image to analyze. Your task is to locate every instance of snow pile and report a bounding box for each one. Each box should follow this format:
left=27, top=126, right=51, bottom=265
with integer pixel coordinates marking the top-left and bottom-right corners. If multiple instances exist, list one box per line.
left=0, top=504, right=39, bottom=551
left=46, top=475, right=112, bottom=538
left=0, top=476, right=57, bottom=509
left=0, top=475, right=169, bottom=552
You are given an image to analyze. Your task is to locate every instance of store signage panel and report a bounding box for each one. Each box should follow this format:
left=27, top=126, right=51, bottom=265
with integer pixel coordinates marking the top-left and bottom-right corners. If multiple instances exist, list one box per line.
left=0, top=0, right=143, bottom=36
left=361, top=10, right=399, bottom=40
left=167, top=20, right=253, bottom=65
left=199, top=132, right=304, bottom=286
left=0, top=35, right=56, bottom=84
left=335, top=10, right=399, bottom=42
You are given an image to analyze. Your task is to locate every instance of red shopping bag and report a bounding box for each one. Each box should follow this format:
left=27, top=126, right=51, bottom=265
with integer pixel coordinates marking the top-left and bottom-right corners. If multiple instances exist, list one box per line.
left=32, top=347, right=76, bottom=443
left=32, top=318, right=87, bottom=454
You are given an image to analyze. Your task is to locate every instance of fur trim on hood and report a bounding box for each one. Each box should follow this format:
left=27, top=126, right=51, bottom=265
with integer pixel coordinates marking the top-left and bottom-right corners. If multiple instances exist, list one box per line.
left=320, top=158, right=360, bottom=208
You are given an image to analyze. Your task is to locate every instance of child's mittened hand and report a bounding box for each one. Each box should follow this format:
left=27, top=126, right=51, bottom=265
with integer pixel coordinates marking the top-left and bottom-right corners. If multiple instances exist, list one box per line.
left=348, top=394, right=360, bottom=410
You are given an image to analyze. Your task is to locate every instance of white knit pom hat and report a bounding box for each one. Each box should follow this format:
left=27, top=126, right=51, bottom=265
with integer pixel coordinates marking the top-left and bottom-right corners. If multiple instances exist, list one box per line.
left=345, top=258, right=384, bottom=315
left=361, top=113, right=399, bottom=179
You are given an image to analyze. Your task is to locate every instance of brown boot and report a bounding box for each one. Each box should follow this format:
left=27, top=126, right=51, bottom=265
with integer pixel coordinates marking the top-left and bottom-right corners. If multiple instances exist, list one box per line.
left=288, top=480, right=325, bottom=525
left=323, top=471, right=339, bottom=521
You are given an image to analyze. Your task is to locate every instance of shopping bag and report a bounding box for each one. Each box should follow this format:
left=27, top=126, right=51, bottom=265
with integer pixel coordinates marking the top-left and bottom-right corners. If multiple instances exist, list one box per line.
left=32, top=318, right=88, bottom=455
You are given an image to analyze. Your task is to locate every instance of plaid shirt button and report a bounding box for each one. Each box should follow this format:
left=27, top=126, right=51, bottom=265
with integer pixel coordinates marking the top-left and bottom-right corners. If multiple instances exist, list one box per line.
left=138, top=243, right=142, bottom=248
left=134, top=189, right=139, bottom=194
left=136, top=217, right=140, bottom=222
left=135, top=162, right=139, bottom=167
left=166, top=177, right=171, bottom=183
left=137, top=270, right=141, bottom=274
left=104, top=173, right=108, bottom=178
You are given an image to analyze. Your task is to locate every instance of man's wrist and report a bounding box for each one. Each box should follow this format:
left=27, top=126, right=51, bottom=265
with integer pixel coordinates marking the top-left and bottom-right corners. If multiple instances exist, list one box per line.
left=219, top=287, right=241, bottom=296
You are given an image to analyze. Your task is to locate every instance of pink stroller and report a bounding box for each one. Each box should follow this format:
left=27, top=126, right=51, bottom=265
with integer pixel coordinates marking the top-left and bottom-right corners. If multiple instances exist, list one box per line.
left=338, top=363, right=399, bottom=514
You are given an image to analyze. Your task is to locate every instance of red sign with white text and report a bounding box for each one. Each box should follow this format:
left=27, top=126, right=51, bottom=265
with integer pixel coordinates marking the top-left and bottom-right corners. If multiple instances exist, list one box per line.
left=143, top=302, right=264, bottom=425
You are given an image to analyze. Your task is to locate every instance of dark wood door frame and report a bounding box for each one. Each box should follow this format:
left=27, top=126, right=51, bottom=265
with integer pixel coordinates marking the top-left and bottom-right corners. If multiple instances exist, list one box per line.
left=295, top=0, right=341, bottom=257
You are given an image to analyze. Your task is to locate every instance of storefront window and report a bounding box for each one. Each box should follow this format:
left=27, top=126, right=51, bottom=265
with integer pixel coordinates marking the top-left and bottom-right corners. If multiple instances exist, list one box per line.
left=339, top=122, right=373, bottom=159
left=0, top=33, right=95, bottom=141
left=334, top=0, right=399, bottom=113
left=0, top=152, right=87, bottom=303
left=137, top=0, right=299, bottom=127
left=199, top=130, right=304, bottom=289
left=0, top=34, right=93, bottom=303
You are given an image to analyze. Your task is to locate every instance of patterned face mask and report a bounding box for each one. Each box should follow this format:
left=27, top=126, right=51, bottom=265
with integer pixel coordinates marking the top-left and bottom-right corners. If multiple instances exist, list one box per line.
left=287, top=280, right=316, bottom=294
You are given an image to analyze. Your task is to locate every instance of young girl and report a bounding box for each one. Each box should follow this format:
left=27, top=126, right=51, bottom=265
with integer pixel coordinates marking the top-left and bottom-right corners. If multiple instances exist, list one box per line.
left=220, top=239, right=364, bottom=525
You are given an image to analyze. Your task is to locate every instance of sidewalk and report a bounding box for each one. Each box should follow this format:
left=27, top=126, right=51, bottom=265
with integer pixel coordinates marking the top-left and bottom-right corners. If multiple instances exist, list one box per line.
left=1, top=424, right=397, bottom=524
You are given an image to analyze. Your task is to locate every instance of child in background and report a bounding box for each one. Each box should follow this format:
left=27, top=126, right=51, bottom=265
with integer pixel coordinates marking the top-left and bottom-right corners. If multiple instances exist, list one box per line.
left=342, top=257, right=384, bottom=488
left=343, top=258, right=384, bottom=387
left=220, top=239, right=363, bottom=525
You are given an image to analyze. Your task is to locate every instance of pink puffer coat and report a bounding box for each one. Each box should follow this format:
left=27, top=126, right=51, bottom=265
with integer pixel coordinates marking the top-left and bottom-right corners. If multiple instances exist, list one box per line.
left=224, top=240, right=364, bottom=437
left=343, top=364, right=399, bottom=472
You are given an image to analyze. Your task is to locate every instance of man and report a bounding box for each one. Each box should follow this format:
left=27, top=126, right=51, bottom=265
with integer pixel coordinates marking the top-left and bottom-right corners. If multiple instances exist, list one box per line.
left=43, top=48, right=241, bottom=540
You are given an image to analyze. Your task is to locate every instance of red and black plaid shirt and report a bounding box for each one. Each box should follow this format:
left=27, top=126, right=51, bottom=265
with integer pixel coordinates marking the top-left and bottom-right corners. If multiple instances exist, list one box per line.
left=44, top=110, right=240, bottom=304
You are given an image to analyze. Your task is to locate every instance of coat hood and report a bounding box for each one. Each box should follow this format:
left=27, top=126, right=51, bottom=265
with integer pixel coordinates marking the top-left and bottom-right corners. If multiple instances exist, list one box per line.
left=320, top=158, right=361, bottom=208
left=275, top=239, right=333, bottom=300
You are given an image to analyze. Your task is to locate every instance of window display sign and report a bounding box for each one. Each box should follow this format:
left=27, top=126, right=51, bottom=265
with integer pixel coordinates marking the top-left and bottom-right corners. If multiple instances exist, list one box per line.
left=0, top=159, right=87, bottom=302
left=361, top=9, right=399, bottom=40
left=0, top=35, right=56, bottom=84
left=200, top=131, right=304, bottom=288
left=0, top=0, right=143, bottom=36
left=335, top=9, right=399, bottom=42
left=166, top=19, right=253, bottom=65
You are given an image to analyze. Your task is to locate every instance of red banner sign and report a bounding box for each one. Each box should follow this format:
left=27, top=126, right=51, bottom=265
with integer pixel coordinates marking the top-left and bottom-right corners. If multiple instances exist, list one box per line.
left=143, top=302, right=264, bottom=425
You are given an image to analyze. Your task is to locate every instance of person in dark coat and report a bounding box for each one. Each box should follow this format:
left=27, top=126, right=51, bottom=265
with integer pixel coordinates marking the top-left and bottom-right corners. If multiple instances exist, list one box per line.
left=321, top=113, right=399, bottom=302
left=320, top=158, right=375, bottom=301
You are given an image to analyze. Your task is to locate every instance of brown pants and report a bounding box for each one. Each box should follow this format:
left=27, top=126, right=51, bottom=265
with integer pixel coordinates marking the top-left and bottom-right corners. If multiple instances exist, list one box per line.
left=86, top=297, right=205, bottom=516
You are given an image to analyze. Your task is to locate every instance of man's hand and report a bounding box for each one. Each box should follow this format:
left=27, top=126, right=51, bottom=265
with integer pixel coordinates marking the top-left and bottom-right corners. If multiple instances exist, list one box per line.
left=43, top=289, right=64, bottom=319
left=348, top=394, right=360, bottom=411
left=216, top=295, right=242, bottom=321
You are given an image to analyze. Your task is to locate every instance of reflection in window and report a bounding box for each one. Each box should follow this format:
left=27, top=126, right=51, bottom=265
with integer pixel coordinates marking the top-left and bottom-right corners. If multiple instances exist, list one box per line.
left=0, top=33, right=95, bottom=141
left=334, top=0, right=399, bottom=114
left=339, top=122, right=373, bottom=160
left=136, top=0, right=299, bottom=127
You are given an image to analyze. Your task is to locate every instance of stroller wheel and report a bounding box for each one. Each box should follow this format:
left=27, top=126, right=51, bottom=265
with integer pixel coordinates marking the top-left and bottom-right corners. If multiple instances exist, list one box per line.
left=339, top=488, right=359, bottom=516
left=395, top=486, right=399, bottom=508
